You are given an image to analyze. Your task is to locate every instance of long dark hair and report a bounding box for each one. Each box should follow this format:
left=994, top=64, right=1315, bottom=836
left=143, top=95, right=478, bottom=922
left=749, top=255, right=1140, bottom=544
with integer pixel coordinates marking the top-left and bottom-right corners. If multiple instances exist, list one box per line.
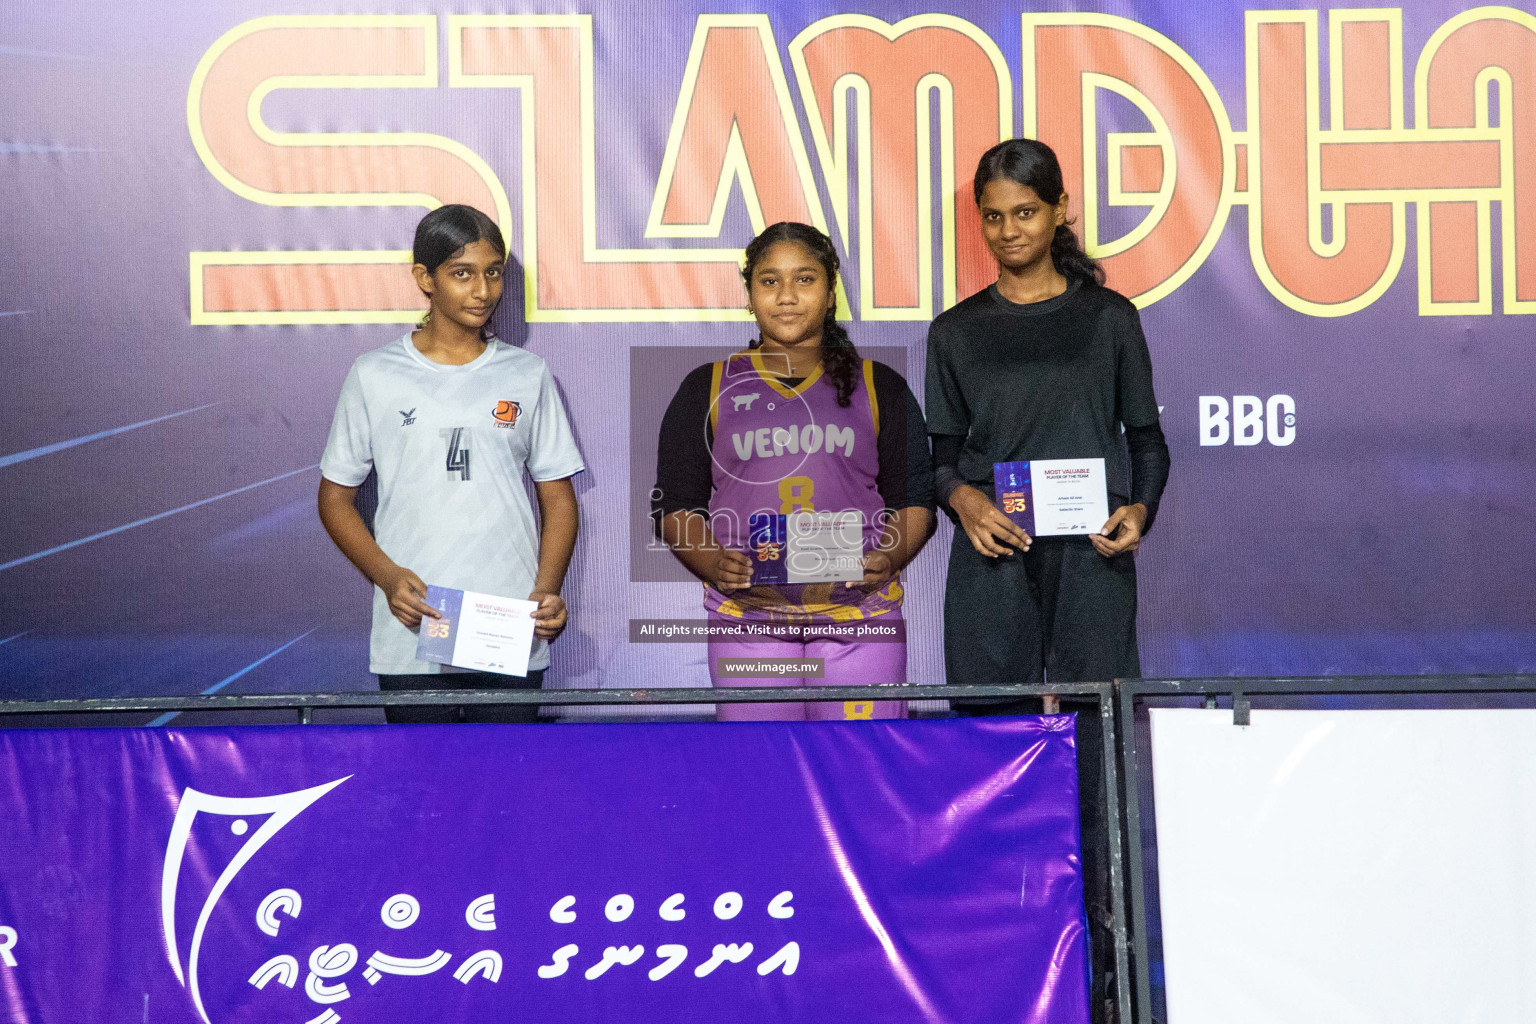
left=741, top=221, right=859, bottom=408
left=973, top=139, right=1104, bottom=286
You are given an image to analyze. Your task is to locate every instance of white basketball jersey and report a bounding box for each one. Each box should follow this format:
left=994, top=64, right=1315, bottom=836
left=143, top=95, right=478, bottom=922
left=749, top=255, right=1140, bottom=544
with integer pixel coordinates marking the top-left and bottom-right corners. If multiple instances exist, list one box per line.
left=321, top=335, right=585, bottom=673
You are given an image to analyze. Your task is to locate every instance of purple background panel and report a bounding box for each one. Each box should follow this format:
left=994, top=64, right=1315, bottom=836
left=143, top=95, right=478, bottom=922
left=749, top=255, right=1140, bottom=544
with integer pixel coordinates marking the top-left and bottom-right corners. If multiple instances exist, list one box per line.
left=0, top=1, right=1533, bottom=707
left=0, top=716, right=1088, bottom=1024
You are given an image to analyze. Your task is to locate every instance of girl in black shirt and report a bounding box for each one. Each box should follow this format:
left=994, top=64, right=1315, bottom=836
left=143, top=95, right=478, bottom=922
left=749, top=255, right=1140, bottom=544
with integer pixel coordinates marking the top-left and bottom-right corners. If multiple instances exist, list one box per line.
left=925, top=137, right=1170, bottom=1018
left=926, top=137, right=1169, bottom=690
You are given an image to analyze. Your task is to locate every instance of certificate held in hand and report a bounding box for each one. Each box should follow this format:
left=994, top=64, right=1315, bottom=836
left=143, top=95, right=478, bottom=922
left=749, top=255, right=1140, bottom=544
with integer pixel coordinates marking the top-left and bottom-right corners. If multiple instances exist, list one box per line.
left=993, top=458, right=1111, bottom=537
left=416, top=585, right=538, bottom=677
left=747, top=511, right=865, bottom=584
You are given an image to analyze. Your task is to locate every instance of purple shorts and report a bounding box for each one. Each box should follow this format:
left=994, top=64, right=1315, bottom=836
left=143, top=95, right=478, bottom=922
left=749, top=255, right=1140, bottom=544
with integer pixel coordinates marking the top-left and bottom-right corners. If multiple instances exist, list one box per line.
left=706, top=611, right=907, bottom=722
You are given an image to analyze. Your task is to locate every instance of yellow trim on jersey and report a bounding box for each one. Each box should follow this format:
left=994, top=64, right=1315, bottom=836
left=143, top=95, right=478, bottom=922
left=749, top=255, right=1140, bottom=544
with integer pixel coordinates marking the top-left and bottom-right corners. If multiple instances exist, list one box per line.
left=708, top=360, right=724, bottom=433
left=714, top=596, right=747, bottom=618
left=862, top=359, right=879, bottom=433
left=708, top=582, right=904, bottom=621
left=749, top=350, right=823, bottom=399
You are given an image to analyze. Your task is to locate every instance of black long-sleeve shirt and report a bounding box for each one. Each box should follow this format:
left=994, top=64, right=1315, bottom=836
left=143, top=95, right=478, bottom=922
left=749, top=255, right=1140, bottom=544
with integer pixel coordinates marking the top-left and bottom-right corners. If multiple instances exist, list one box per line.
left=925, top=280, right=1170, bottom=531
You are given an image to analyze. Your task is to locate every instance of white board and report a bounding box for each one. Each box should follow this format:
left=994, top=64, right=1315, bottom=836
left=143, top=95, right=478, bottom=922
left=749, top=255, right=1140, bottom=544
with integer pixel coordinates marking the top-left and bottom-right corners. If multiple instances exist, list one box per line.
left=1150, top=708, right=1536, bottom=1024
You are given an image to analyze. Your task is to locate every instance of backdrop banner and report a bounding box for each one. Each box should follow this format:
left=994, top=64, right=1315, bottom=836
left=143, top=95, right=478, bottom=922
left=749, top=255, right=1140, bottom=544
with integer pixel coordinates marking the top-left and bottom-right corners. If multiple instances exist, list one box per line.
left=3, top=1, right=1533, bottom=701
left=0, top=715, right=1088, bottom=1023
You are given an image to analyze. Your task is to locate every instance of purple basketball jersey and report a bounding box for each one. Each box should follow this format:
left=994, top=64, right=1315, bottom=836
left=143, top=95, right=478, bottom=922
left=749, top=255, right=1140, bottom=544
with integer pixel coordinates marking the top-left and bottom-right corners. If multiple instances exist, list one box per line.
left=704, top=351, right=902, bottom=621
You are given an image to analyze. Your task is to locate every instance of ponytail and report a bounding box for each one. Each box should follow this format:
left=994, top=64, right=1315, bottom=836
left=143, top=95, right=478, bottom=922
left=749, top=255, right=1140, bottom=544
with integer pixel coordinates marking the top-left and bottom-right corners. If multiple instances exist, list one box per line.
left=1050, top=223, right=1106, bottom=287
left=818, top=307, right=859, bottom=407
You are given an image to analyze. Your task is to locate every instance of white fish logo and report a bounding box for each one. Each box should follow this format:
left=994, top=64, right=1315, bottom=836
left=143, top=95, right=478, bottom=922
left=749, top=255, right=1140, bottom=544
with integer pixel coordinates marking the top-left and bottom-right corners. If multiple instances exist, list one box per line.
left=160, top=777, right=350, bottom=1024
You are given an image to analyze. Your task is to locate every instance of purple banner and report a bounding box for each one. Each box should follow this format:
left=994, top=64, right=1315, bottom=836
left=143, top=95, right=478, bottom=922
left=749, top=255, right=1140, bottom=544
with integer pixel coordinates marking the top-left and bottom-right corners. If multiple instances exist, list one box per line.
left=0, top=717, right=1088, bottom=1023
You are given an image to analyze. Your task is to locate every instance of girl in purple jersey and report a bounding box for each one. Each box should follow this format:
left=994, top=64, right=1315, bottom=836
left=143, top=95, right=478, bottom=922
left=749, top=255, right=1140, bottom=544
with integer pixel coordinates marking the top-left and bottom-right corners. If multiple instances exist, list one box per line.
left=653, top=222, right=935, bottom=721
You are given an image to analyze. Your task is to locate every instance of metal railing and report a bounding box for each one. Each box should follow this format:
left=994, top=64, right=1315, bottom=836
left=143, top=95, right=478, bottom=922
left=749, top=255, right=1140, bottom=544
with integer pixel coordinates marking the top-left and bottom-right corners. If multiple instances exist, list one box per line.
left=0, top=681, right=1099, bottom=721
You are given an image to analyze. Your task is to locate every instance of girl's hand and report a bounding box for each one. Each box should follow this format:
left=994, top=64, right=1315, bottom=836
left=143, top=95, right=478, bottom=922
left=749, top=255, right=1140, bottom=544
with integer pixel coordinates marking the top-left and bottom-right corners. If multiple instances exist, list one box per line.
left=1091, top=504, right=1147, bottom=557
left=847, top=550, right=896, bottom=594
left=710, top=549, right=755, bottom=592
left=950, top=484, right=1032, bottom=558
left=529, top=591, right=568, bottom=641
left=378, top=566, right=440, bottom=628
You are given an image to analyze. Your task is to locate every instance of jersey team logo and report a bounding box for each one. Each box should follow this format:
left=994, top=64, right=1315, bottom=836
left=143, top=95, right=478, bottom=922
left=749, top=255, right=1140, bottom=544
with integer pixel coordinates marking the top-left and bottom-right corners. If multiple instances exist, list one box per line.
left=492, top=401, right=520, bottom=428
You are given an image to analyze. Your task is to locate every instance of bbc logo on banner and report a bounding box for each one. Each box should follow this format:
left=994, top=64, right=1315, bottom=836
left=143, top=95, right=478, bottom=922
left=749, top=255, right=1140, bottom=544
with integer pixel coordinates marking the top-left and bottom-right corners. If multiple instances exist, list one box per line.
left=1199, top=395, right=1296, bottom=447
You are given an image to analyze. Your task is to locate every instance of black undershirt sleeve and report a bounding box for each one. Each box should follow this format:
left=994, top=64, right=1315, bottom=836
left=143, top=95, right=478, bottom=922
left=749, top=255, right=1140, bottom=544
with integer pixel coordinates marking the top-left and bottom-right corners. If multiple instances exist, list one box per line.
left=871, top=361, right=935, bottom=512
left=1125, top=421, right=1170, bottom=534
left=930, top=433, right=966, bottom=514
left=1113, top=298, right=1169, bottom=534
left=651, top=364, right=716, bottom=534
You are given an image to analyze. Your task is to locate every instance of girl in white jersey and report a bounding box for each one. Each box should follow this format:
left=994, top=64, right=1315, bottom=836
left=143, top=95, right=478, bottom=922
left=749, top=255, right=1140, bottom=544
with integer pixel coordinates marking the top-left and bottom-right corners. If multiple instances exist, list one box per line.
left=318, top=205, right=585, bottom=722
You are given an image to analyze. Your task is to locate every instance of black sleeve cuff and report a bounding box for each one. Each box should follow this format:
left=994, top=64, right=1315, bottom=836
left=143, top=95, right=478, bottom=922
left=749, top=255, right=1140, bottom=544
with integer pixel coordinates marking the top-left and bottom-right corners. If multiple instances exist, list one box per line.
left=1125, top=420, right=1170, bottom=535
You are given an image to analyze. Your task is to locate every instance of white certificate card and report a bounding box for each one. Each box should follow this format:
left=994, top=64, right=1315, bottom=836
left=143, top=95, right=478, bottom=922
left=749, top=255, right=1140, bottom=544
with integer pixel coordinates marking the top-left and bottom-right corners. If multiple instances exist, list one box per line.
left=994, top=458, right=1111, bottom=536
left=785, top=511, right=865, bottom=583
left=1030, top=458, right=1110, bottom=536
left=416, top=586, right=538, bottom=677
